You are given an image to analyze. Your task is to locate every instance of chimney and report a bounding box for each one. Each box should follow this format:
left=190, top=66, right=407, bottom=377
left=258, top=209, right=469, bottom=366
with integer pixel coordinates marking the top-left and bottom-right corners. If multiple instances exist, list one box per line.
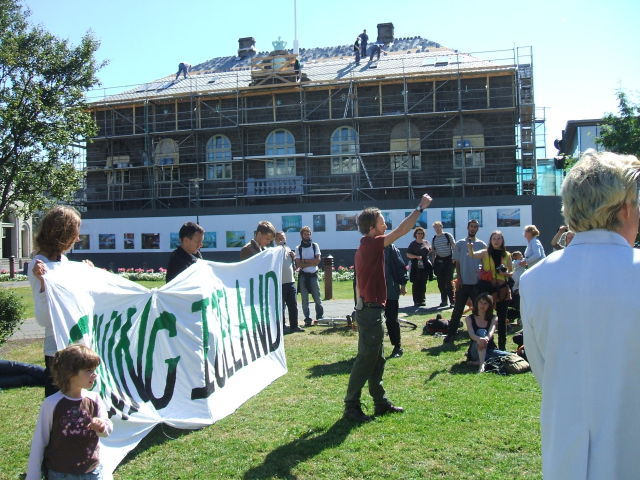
left=238, top=37, right=256, bottom=58
left=376, top=23, right=394, bottom=44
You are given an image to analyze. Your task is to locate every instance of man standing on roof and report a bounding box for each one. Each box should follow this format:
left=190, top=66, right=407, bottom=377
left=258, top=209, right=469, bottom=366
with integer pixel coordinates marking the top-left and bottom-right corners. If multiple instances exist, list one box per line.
left=358, top=29, right=368, bottom=59
left=344, top=193, right=433, bottom=422
left=295, top=226, right=324, bottom=326
left=353, top=38, right=361, bottom=66
left=175, top=62, right=191, bottom=80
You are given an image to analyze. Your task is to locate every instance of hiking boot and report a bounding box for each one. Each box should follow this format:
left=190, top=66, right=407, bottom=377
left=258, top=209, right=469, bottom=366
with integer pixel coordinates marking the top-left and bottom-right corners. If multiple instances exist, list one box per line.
left=343, top=406, right=372, bottom=422
left=290, top=326, right=305, bottom=333
left=304, top=318, right=313, bottom=327
left=374, top=403, right=404, bottom=416
left=390, top=346, right=403, bottom=358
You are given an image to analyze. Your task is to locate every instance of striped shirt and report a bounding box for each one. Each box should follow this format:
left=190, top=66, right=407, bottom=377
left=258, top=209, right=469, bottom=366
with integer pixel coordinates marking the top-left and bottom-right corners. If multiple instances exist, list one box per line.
left=432, top=233, right=455, bottom=257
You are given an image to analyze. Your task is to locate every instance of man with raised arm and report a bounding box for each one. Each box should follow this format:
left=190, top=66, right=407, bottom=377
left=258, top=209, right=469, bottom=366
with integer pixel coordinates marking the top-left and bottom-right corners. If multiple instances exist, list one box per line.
left=344, top=193, right=432, bottom=422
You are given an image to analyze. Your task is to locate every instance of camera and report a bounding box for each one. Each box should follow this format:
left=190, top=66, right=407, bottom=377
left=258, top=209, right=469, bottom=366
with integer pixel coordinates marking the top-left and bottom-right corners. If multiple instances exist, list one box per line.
left=496, top=264, right=508, bottom=273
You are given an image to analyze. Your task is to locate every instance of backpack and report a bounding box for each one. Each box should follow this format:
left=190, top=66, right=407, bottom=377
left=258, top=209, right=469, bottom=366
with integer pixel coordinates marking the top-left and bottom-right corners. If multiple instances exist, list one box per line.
left=484, top=353, right=530, bottom=375
left=298, top=242, right=319, bottom=260
left=422, top=314, right=449, bottom=335
left=432, top=232, right=454, bottom=253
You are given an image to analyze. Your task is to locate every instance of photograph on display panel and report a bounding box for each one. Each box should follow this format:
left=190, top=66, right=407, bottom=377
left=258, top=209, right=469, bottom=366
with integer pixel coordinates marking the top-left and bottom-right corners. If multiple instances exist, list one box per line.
left=99, top=234, right=116, bottom=250
left=141, top=233, right=160, bottom=249
left=497, top=208, right=521, bottom=227
left=282, top=215, right=302, bottom=232
left=74, top=235, right=90, bottom=250
left=226, top=231, right=245, bottom=248
left=123, top=233, right=135, bottom=249
left=202, top=232, right=217, bottom=249
left=440, top=210, right=454, bottom=228
left=313, top=214, right=326, bottom=232
left=336, top=213, right=357, bottom=231
left=468, top=209, right=483, bottom=226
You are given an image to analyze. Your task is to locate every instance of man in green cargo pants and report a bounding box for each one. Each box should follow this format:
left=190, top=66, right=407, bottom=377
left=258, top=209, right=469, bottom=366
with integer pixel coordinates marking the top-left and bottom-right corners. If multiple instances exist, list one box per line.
left=344, top=193, right=433, bottom=422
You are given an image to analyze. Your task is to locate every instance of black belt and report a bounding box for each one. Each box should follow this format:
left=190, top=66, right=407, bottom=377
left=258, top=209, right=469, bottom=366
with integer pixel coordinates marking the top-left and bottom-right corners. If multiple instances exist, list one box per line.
left=364, top=302, right=384, bottom=308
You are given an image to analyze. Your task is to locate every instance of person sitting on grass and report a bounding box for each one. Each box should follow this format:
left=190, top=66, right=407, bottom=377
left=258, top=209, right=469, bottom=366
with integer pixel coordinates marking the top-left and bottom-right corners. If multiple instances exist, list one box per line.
left=26, top=344, right=113, bottom=480
left=465, top=293, right=508, bottom=373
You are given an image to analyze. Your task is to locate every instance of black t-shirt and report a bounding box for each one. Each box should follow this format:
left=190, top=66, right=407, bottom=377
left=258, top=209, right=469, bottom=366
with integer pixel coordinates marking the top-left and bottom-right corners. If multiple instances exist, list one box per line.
left=166, top=246, right=201, bottom=283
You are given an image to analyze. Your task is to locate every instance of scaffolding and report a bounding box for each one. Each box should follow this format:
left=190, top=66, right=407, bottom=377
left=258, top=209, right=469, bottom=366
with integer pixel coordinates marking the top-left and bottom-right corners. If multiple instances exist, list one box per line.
left=84, top=46, right=538, bottom=211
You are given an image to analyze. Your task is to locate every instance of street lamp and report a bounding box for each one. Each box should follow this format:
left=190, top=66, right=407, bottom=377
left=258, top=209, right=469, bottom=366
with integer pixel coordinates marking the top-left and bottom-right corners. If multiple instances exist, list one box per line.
left=445, top=177, right=461, bottom=238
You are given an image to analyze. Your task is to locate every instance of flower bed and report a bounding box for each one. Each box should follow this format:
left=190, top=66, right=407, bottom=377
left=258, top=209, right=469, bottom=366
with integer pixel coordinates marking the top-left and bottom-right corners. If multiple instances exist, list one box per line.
left=112, top=265, right=357, bottom=283
left=0, top=273, right=27, bottom=282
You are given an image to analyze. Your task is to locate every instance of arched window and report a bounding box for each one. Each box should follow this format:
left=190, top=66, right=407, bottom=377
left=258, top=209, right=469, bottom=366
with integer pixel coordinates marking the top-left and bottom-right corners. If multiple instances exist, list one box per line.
left=265, top=129, right=296, bottom=177
left=330, top=126, right=359, bottom=174
left=452, top=119, right=485, bottom=169
left=154, top=138, right=179, bottom=182
left=206, top=135, right=232, bottom=180
left=390, top=122, right=421, bottom=171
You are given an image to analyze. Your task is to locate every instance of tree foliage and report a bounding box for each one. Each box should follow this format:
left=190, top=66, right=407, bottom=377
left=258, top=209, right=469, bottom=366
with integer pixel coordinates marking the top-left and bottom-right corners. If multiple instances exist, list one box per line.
left=597, top=90, right=640, bottom=157
left=0, top=0, right=103, bottom=218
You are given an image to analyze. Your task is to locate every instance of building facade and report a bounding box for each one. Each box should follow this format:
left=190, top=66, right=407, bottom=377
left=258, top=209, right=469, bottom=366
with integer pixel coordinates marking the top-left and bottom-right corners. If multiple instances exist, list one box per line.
left=79, top=24, right=544, bottom=267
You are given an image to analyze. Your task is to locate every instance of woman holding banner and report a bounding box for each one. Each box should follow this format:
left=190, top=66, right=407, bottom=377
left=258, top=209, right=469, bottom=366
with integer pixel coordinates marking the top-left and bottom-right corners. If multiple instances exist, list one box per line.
left=28, top=206, right=83, bottom=397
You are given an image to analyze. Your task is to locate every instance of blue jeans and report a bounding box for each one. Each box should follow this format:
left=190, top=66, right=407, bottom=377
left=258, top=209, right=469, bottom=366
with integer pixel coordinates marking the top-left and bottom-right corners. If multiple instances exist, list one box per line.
left=467, top=329, right=509, bottom=362
left=299, top=272, right=323, bottom=321
left=48, top=464, right=103, bottom=480
left=0, top=359, right=46, bottom=388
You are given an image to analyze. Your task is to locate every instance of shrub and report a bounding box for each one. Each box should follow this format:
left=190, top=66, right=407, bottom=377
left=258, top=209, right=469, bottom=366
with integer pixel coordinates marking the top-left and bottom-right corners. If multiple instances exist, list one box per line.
left=0, top=289, right=25, bottom=345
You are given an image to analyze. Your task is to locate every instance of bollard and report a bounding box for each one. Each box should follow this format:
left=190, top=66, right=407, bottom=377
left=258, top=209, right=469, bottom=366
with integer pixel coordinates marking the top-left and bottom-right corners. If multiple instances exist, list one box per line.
left=323, top=254, right=334, bottom=300
left=9, top=255, right=15, bottom=279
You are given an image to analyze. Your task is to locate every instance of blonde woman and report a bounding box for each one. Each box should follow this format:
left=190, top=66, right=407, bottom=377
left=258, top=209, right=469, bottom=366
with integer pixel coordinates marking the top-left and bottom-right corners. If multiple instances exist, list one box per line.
left=523, top=224, right=545, bottom=267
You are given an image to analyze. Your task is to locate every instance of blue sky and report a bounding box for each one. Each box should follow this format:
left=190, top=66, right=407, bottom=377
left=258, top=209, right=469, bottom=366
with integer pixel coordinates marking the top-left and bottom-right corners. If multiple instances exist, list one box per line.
left=21, top=0, right=640, bottom=156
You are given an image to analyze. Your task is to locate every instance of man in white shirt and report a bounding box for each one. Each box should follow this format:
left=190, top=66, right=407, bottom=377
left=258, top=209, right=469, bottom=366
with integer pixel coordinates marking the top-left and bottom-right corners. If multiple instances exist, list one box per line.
left=276, top=231, right=304, bottom=333
left=521, top=150, right=640, bottom=480
left=295, top=226, right=323, bottom=326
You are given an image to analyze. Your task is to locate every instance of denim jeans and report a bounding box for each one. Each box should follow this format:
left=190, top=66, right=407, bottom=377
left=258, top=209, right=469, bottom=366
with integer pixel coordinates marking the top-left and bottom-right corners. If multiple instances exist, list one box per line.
left=299, top=272, right=323, bottom=320
left=0, top=359, right=46, bottom=389
left=48, top=464, right=103, bottom=480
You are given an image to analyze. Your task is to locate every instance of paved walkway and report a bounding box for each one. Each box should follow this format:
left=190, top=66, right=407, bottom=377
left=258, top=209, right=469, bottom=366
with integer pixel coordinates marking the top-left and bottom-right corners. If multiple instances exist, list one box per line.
left=8, top=292, right=444, bottom=342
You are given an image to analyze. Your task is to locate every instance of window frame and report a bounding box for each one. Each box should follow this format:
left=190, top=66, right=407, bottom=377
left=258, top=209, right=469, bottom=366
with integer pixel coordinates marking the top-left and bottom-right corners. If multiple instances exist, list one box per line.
left=330, top=126, right=360, bottom=175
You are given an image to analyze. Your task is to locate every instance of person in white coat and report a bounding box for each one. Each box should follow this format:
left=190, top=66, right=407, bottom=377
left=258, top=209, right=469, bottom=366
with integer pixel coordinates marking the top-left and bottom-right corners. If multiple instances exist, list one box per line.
left=520, top=149, right=640, bottom=480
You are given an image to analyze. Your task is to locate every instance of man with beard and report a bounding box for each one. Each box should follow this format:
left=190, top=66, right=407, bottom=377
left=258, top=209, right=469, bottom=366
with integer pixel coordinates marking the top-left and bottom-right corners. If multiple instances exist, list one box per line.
left=295, top=226, right=323, bottom=326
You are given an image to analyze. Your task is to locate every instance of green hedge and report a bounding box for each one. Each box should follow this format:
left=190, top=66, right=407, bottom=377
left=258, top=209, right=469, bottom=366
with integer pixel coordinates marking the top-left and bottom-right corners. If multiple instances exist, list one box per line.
left=0, top=289, right=25, bottom=345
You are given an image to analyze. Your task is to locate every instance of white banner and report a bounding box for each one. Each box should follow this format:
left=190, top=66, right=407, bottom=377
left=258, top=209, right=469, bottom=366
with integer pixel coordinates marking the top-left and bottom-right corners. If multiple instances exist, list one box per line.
left=43, top=249, right=287, bottom=479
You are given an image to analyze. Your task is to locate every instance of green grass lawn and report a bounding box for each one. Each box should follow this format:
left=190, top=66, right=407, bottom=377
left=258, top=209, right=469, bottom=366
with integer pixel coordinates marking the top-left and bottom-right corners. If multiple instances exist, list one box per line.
left=0, top=317, right=541, bottom=479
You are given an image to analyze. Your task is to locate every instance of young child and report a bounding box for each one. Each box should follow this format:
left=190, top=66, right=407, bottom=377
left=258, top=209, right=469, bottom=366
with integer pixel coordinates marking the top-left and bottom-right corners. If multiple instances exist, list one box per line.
left=26, top=344, right=113, bottom=480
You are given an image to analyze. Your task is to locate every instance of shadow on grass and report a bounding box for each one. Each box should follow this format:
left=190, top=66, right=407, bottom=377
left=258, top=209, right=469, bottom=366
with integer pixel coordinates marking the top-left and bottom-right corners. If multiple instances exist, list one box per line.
left=309, top=326, right=354, bottom=336
left=243, top=417, right=358, bottom=480
left=449, top=361, right=478, bottom=375
left=421, top=341, right=465, bottom=357
left=117, top=423, right=196, bottom=468
left=306, top=358, right=355, bottom=378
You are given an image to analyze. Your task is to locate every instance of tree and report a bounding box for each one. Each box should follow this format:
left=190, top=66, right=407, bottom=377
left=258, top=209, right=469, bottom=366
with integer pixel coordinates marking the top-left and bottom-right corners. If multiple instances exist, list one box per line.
left=597, top=90, right=640, bottom=157
left=0, top=0, right=103, bottom=218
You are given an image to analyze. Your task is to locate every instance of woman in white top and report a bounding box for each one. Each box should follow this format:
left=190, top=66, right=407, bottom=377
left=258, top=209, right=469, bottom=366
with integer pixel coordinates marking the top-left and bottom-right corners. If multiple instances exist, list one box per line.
left=523, top=224, right=546, bottom=268
left=28, top=206, right=82, bottom=397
